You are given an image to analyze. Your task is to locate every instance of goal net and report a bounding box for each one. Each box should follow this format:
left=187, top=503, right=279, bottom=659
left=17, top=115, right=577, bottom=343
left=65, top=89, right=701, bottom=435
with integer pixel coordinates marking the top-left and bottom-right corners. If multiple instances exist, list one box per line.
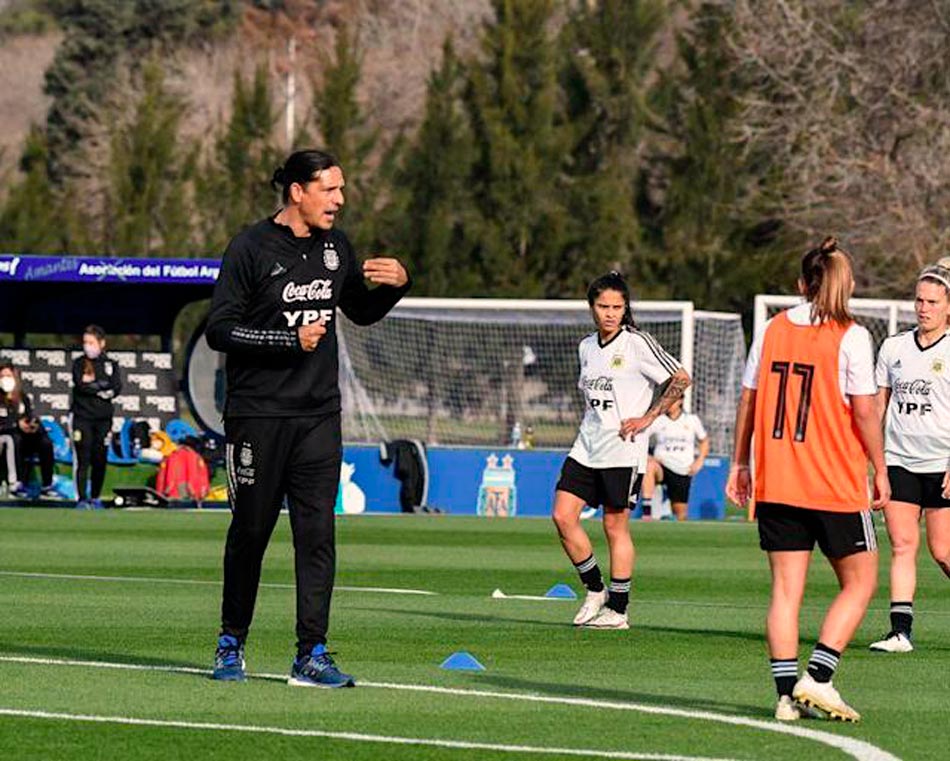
left=753, top=295, right=916, bottom=354
left=338, top=299, right=746, bottom=455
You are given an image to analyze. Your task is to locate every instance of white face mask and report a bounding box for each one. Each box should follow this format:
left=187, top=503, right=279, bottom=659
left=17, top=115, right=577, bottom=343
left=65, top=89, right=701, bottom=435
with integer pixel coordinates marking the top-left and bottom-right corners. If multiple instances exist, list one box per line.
left=84, top=346, right=101, bottom=360
left=0, top=377, right=15, bottom=394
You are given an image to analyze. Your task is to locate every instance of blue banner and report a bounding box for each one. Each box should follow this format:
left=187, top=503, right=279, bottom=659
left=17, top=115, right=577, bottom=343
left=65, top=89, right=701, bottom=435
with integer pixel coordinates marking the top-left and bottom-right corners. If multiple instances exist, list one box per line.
left=341, top=445, right=729, bottom=519
left=0, top=254, right=220, bottom=285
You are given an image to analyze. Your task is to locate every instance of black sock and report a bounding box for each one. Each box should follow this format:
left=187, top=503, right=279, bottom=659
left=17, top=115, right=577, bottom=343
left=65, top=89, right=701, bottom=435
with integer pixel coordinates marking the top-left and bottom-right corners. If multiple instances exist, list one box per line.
left=606, top=577, right=631, bottom=614
left=890, top=601, right=913, bottom=637
left=573, top=554, right=604, bottom=592
left=770, top=658, right=797, bottom=697
left=807, top=642, right=840, bottom=683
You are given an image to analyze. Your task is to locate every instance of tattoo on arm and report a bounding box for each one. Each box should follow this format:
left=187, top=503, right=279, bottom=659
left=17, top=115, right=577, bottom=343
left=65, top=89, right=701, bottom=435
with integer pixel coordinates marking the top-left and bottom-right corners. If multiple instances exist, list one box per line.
left=646, top=371, right=690, bottom=418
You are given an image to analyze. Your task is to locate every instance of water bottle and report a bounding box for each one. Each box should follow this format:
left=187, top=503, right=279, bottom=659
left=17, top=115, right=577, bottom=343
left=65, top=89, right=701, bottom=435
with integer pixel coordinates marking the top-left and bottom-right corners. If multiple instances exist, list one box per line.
left=510, top=421, right=522, bottom=448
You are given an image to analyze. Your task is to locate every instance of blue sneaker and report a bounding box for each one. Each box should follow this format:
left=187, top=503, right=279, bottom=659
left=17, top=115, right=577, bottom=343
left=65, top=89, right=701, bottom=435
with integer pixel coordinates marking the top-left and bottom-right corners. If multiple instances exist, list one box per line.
left=75, top=499, right=94, bottom=510
left=288, top=644, right=355, bottom=688
left=91, top=498, right=105, bottom=510
left=212, top=634, right=246, bottom=681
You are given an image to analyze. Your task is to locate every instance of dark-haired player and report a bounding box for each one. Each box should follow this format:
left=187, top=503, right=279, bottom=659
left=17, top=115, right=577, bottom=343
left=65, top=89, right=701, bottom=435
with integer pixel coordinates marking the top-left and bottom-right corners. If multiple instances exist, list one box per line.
left=552, top=271, right=690, bottom=630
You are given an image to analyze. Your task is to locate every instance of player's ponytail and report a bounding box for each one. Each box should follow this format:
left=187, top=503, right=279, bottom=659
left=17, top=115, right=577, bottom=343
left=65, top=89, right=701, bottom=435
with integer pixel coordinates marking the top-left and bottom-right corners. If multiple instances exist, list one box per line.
left=800, top=236, right=854, bottom=326
left=587, top=271, right=637, bottom=329
left=270, top=150, right=339, bottom=203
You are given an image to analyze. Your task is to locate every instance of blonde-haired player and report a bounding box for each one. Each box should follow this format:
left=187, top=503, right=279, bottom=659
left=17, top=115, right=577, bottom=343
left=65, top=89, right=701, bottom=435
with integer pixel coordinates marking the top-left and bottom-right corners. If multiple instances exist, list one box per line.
left=869, top=260, right=950, bottom=653
left=727, top=237, right=888, bottom=722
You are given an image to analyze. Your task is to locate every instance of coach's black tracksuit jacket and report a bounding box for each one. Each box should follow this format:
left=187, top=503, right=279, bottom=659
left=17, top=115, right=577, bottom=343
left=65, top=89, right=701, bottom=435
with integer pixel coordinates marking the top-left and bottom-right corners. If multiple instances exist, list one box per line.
left=206, top=217, right=409, bottom=416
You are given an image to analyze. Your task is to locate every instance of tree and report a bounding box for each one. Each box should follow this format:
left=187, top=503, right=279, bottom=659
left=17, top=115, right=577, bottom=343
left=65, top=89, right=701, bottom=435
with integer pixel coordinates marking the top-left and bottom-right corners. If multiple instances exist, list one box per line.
left=728, top=0, right=950, bottom=296
left=385, top=39, right=478, bottom=297
left=558, top=0, right=669, bottom=296
left=197, top=64, right=282, bottom=253
left=311, top=24, right=378, bottom=251
left=464, top=0, right=573, bottom=297
left=644, top=3, right=792, bottom=311
left=103, top=62, right=196, bottom=256
left=42, top=0, right=239, bottom=182
left=0, top=127, right=91, bottom=253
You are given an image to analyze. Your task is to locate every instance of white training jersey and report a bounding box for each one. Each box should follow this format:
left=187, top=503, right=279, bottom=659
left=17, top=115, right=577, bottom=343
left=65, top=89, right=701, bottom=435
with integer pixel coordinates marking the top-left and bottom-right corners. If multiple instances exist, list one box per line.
left=568, top=328, right=681, bottom=471
left=742, top=303, right=876, bottom=402
left=648, top=413, right=708, bottom=476
left=876, top=327, right=950, bottom=472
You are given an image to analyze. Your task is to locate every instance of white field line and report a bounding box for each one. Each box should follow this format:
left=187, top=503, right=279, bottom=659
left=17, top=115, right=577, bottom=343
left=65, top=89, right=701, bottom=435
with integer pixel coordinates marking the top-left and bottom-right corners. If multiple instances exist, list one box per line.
left=492, top=589, right=561, bottom=601
left=489, top=589, right=950, bottom=619
left=0, top=655, right=899, bottom=761
left=0, top=570, right=435, bottom=596
left=0, top=707, right=736, bottom=761
left=1, top=570, right=941, bottom=620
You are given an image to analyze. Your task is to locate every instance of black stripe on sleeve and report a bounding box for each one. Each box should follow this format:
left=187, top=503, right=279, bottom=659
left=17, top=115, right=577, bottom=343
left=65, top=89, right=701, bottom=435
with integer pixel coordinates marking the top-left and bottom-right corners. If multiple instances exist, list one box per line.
left=635, top=330, right=680, bottom=375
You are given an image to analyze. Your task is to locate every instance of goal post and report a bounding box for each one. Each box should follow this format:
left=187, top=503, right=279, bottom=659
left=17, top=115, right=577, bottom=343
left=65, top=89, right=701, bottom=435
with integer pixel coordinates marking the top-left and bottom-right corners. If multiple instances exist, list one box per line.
left=337, top=298, right=746, bottom=456
left=754, top=294, right=916, bottom=352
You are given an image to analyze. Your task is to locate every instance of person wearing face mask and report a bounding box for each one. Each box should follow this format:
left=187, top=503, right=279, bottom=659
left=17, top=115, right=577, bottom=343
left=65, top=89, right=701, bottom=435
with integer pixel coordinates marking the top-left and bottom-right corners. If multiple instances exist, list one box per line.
left=0, top=361, right=55, bottom=499
left=70, top=325, right=122, bottom=509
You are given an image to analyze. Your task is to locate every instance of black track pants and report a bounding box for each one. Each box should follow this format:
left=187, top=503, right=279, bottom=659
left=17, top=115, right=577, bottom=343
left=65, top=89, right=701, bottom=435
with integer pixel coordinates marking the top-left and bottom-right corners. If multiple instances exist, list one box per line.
left=221, top=413, right=342, bottom=652
left=73, top=418, right=111, bottom=500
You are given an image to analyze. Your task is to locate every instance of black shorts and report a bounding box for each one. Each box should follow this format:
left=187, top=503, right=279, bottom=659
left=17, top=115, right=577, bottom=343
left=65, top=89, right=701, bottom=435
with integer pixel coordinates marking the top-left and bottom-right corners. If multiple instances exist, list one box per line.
left=888, top=466, right=950, bottom=509
left=756, top=502, right=877, bottom=559
left=556, top=457, right=642, bottom=510
left=659, top=466, right=692, bottom=503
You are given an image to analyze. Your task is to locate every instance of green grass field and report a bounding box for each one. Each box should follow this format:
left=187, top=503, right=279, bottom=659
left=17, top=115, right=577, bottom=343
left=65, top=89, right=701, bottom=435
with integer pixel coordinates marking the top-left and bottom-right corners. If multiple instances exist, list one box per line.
left=0, top=510, right=945, bottom=760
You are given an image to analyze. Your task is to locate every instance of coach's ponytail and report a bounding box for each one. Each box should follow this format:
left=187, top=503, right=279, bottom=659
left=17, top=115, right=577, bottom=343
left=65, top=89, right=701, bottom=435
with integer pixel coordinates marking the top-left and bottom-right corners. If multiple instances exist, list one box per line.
left=270, top=150, right=339, bottom=203
left=800, top=236, right=854, bottom=326
left=587, top=271, right=637, bottom=329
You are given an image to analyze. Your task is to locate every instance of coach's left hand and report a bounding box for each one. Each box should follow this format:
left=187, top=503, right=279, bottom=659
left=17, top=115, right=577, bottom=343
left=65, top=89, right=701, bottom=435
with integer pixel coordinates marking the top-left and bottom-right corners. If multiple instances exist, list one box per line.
left=363, top=258, right=408, bottom=287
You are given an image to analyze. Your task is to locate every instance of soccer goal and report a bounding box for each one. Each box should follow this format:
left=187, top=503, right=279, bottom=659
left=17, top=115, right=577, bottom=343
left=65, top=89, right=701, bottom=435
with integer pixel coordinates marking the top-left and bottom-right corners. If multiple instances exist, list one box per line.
left=338, top=298, right=746, bottom=455
left=753, top=295, right=916, bottom=352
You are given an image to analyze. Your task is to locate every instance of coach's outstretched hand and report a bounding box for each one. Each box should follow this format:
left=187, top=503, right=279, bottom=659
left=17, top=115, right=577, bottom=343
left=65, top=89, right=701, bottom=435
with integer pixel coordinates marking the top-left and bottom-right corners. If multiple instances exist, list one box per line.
left=297, top=319, right=327, bottom=352
left=363, top=257, right=408, bottom=288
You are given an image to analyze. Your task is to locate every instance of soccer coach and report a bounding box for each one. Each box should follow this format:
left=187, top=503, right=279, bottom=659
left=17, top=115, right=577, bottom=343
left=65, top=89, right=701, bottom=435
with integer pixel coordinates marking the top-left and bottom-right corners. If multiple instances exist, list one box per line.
left=206, top=149, right=410, bottom=687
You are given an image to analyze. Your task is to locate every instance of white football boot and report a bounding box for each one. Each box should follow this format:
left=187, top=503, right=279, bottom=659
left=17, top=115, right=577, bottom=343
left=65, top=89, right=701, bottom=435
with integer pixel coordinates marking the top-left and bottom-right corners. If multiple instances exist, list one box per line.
left=572, top=588, right=607, bottom=626
left=868, top=631, right=914, bottom=653
left=581, top=606, right=630, bottom=630
left=792, top=674, right=861, bottom=722
left=774, top=695, right=801, bottom=721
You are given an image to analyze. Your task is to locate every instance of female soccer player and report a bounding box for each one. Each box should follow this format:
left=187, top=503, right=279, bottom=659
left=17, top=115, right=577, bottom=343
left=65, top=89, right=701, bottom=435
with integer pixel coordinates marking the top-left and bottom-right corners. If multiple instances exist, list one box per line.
left=868, top=260, right=950, bottom=653
left=727, top=237, right=888, bottom=723
left=640, top=398, right=709, bottom=520
left=552, top=272, right=690, bottom=630
left=71, top=325, right=122, bottom=509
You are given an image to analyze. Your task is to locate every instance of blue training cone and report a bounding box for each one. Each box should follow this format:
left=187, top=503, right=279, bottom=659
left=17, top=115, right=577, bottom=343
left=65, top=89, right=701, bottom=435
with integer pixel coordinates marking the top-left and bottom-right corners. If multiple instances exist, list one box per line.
left=544, top=583, right=577, bottom=600
left=440, top=651, right=486, bottom=671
